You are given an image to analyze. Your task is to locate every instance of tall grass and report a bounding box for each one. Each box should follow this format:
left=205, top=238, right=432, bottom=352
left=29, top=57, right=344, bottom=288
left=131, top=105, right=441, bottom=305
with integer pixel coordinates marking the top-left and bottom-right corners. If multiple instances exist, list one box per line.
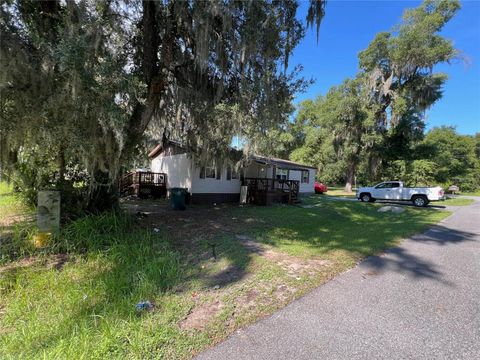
left=1, top=183, right=455, bottom=359
left=52, top=212, right=137, bottom=252
left=1, top=211, right=184, bottom=359
left=0, top=182, right=27, bottom=218
left=0, top=182, right=35, bottom=262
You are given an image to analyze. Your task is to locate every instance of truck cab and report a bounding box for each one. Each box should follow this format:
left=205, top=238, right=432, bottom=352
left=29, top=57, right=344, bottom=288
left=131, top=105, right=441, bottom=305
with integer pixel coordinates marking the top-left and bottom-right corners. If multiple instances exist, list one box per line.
left=370, top=181, right=403, bottom=200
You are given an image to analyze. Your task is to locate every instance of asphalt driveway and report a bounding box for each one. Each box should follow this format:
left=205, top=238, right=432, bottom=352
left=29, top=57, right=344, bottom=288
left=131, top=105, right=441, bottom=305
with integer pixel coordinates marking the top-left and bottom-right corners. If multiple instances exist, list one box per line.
left=196, top=197, right=480, bottom=360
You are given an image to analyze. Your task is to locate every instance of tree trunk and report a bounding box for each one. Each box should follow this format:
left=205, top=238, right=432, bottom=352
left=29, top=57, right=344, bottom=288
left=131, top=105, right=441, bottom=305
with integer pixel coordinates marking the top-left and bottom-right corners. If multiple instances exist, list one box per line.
left=120, top=0, right=173, bottom=164
left=86, top=169, right=119, bottom=214
left=87, top=1, right=168, bottom=213
left=344, top=164, right=356, bottom=193
left=58, top=145, right=66, bottom=184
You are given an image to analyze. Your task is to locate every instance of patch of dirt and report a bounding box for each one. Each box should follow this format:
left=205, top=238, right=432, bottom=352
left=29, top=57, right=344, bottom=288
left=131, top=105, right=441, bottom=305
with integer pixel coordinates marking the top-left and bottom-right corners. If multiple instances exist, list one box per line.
left=232, top=281, right=298, bottom=318
left=122, top=200, right=332, bottom=333
left=0, top=213, right=34, bottom=227
left=274, top=284, right=297, bottom=302
left=45, top=253, right=69, bottom=270
left=121, top=199, right=242, bottom=249
left=235, top=234, right=330, bottom=277
left=236, top=289, right=260, bottom=311
left=0, top=256, right=39, bottom=274
left=179, top=300, right=224, bottom=331
left=235, top=234, right=264, bottom=252
left=0, top=254, right=69, bottom=274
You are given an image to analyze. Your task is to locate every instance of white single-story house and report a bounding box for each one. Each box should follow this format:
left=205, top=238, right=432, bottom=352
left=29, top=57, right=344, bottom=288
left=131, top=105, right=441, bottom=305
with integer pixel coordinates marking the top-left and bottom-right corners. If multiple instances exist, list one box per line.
left=148, top=141, right=316, bottom=205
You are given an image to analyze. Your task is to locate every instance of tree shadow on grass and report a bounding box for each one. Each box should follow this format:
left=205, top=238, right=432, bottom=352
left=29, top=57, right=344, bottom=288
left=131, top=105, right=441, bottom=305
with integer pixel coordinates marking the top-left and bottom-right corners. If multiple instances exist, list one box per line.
left=0, top=228, right=260, bottom=357
left=2, top=199, right=475, bottom=357
left=239, top=201, right=475, bottom=285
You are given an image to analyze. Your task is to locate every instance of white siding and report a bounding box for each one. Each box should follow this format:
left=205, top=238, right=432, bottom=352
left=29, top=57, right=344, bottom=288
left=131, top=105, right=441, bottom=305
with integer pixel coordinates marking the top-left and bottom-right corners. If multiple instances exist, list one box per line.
left=303, top=169, right=316, bottom=193
left=151, top=150, right=315, bottom=195
left=151, top=153, right=192, bottom=190
left=190, top=164, right=241, bottom=194
left=288, top=168, right=316, bottom=193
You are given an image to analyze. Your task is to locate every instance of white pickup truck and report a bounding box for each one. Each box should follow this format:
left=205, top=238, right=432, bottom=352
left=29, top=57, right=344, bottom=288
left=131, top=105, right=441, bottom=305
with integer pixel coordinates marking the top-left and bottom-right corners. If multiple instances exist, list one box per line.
left=356, top=181, right=444, bottom=207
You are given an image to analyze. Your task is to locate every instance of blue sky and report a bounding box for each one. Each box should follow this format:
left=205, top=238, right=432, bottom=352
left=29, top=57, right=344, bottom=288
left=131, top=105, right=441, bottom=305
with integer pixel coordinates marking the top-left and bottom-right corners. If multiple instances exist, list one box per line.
left=289, top=0, right=480, bottom=135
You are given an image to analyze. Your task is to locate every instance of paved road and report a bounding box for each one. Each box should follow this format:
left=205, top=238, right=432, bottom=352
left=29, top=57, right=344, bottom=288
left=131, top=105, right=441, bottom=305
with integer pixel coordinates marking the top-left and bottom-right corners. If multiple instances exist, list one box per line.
left=197, top=198, right=480, bottom=360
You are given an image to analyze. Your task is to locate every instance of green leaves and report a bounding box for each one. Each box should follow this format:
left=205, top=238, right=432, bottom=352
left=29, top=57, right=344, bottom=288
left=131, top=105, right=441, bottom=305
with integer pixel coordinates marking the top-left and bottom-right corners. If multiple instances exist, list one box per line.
left=360, top=0, right=460, bottom=129
left=290, top=0, right=464, bottom=189
left=422, top=126, right=478, bottom=184
left=358, top=32, right=392, bottom=72
left=1, top=0, right=327, bottom=211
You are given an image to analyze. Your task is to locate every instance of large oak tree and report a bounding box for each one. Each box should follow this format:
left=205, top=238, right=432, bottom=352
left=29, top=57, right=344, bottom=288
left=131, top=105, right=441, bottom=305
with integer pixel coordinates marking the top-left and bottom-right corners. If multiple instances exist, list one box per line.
left=0, top=0, right=325, bottom=212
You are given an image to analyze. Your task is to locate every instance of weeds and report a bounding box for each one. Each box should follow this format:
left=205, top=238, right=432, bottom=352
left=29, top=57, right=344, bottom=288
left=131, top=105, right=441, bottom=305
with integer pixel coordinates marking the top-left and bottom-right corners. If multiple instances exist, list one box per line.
left=0, top=187, right=456, bottom=359
left=1, top=209, right=183, bottom=359
left=51, top=212, right=136, bottom=253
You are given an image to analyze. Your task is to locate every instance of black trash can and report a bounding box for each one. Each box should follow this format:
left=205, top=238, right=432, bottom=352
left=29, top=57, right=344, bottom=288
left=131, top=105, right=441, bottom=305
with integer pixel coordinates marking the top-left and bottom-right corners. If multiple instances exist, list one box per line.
left=170, top=188, right=188, bottom=210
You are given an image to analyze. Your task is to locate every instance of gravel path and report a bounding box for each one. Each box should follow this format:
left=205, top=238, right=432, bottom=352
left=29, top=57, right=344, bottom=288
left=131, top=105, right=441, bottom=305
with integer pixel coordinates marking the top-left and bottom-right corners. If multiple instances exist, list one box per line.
left=196, top=198, right=480, bottom=360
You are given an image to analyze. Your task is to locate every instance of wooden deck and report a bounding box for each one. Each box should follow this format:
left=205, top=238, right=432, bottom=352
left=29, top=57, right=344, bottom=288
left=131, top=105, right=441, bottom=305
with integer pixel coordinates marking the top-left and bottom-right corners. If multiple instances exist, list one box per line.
left=243, top=177, right=300, bottom=205
left=119, top=171, right=167, bottom=198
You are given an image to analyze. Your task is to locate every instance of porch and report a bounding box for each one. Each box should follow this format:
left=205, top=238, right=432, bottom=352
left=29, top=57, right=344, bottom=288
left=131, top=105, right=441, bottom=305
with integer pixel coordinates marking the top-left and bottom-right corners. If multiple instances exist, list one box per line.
left=242, top=177, right=300, bottom=205
left=119, top=171, right=167, bottom=198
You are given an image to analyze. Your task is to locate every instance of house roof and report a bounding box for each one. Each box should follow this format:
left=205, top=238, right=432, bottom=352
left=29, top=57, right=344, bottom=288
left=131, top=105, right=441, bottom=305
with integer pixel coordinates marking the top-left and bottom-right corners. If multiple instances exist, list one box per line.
left=148, top=140, right=184, bottom=158
left=250, top=155, right=316, bottom=170
left=148, top=141, right=316, bottom=170
left=148, top=144, right=163, bottom=158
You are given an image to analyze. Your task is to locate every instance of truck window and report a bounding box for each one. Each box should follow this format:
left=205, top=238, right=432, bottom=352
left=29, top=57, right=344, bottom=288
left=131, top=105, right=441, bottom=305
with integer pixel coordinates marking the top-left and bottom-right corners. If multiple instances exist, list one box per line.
left=391, top=182, right=400, bottom=188
left=375, top=183, right=387, bottom=189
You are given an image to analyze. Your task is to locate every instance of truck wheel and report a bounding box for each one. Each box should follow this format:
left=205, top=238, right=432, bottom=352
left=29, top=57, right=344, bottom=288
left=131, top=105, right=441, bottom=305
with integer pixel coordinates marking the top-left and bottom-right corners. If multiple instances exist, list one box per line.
left=360, top=193, right=372, bottom=203
left=412, top=195, right=428, bottom=207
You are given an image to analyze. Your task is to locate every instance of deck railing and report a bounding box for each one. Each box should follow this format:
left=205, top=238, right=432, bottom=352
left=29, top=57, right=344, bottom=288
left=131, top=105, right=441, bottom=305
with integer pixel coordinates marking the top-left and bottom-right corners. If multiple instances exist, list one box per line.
left=242, top=177, right=299, bottom=204
left=119, top=171, right=167, bottom=196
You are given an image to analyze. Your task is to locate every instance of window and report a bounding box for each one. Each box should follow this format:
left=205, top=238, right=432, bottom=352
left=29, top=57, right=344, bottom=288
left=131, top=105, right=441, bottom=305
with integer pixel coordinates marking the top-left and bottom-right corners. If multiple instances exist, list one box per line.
left=276, top=168, right=288, bottom=180
left=301, top=170, right=309, bottom=183
left=216, top=165, right=221, bottom=180
left=376, top=182, right=400, bottom=189
left=226, top=165, right=239, bottom=181
left=200, top=165, right=216, bottom=179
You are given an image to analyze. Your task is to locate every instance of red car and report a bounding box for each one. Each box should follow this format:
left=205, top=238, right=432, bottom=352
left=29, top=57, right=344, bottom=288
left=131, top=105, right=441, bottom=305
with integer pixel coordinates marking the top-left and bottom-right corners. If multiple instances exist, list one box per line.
left=314, top=181, right=328, bottom=194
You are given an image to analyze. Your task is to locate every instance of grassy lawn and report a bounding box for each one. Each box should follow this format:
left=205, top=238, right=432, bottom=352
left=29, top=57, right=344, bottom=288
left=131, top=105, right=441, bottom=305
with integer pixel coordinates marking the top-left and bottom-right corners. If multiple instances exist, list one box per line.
left=458, top=191, right=480, bottom=196
left=0, top=183, right=35, bottom=262
left=0, top=189, right=451, bottom=359
left=323, top=186, right=356, bottom=198
left=0, top=182, right=30, bottom=222
left=442, top=197, right=475, bottom=206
